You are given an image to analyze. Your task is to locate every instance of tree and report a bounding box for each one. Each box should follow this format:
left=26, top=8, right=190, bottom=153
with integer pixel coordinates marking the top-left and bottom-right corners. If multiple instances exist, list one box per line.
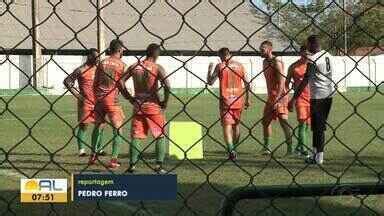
left=348, top=1, right=384, bottom=50
left=252, top=0, right=383, bottom=54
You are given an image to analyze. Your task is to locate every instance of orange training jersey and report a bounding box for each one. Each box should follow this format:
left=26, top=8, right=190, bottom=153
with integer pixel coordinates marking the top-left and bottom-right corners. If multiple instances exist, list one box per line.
left=292, top=58, right=310, bottom=107
left=131, top=59, right=162, bottom=115
left=78, top=64, right=96, bottom=106
left=218, top=60, right=245, bottom=109
left=263, top=58, right=288, bottom=105
left=94, top=56, right=125, bottom=105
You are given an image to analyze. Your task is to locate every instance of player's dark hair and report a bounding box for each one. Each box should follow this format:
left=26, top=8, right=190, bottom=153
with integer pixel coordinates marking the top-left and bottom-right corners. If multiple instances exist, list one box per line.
left=88, top=48, right=98, bottom=54
left=146, top=43, right=161, bottom=57
left=218, top=47, right=230, bottom=58
left=87, top=48, right=98, bottom=57
left=307, top=35, right=320, bottom=53
left=86, top=48, right=98, bottom=64
left=109, top=39, right=124, bottom=54
left=261, top=40, right=273, bottom=47
left=307, top=35, right=319, bottom=44
left=300, top=45, right=306, bottom=52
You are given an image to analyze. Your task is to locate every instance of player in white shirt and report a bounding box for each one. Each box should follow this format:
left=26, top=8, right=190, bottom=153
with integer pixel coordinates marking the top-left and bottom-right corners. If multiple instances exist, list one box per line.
left=288, top=35, right=336, bottom=165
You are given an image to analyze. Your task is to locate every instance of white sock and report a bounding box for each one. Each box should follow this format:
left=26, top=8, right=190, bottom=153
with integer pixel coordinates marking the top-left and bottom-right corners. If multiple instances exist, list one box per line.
left=316, top=152, right=324, bottom=164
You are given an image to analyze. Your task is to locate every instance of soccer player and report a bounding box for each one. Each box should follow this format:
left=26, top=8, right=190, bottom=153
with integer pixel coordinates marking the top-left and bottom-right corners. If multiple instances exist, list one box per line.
left=63, top=48, right=105, bottom=157
left=285, top=45, right=310, bottom=157
left=259, top=40, right=292, bottom=156
left=121, top=43, right=170, bottom=174
left=207, top=48, right=250, bottom=161
left=289, top=35, right=335, bottom=165
left=89, top=39, right=128, bottom=168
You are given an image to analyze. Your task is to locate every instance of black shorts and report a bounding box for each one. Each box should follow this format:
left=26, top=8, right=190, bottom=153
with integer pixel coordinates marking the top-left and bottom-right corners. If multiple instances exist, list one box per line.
left=310, top=98, right=333, bottom=131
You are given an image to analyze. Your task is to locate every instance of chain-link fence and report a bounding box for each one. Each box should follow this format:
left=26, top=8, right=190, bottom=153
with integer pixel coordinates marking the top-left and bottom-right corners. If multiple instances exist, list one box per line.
left=0, top=0, right=383, bottom=215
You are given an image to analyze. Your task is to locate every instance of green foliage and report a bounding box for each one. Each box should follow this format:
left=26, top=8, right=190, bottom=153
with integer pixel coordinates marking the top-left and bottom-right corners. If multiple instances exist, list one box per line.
left=257, top=0, right=383, bottom=52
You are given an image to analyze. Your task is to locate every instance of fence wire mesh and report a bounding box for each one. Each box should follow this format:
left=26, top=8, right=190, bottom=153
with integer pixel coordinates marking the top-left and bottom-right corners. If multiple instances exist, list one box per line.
left=0, top=0, right=383, bottom=215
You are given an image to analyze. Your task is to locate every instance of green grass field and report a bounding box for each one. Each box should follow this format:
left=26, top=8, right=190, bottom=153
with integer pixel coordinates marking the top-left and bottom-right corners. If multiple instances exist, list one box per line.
left=0, top=90, right=383, bottom=216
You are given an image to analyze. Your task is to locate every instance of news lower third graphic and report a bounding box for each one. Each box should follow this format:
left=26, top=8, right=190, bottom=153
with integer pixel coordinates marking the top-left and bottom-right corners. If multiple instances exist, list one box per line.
left=20, top=179, right=68, bottom=203
left=20, top=174, right=177, bottom=203
left=72, top=174, right=177, bottom=201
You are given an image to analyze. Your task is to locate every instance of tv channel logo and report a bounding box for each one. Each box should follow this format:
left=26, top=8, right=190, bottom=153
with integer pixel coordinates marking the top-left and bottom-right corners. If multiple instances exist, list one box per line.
left=20, top=179, right=68, bottom=203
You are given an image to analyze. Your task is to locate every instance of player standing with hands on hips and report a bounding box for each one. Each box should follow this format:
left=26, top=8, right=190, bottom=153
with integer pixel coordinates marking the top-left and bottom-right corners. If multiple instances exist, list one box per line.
left=120, top=43, right=170, bottom=174
left=289, top=35, right=335, bottom=165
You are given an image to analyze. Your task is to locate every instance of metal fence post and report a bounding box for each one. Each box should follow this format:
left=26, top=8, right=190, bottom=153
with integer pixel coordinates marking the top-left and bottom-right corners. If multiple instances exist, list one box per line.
left=368, top=55, right=371, bottom=91
left=343, top=58, right=347, bottom=92
left=185, top=54, right=188, bottom=95
left=31, top=0, right=43, bottom=88
left=343, top=0, right=348, bottom=55
left=372, top=58, right=377, bottom=86
left=97, top=0, right=105, bottom=55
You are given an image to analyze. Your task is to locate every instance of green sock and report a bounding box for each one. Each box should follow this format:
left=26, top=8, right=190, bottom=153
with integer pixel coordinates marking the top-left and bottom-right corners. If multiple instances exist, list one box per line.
left=227, top=143, right=234, bottom=152
left=263, top=137, right=270, bottom=150
left=287, top=142, right=293, bottom=153
left=297, top=123, right=306, bottom=150
left=155, top=137, right=166, bottom=164
left=233, top=134, right=240, bottom=149
left=130, top=139, right=142, bottom=165
left=112, top=129, right=123, bottom=158
left=91, top=127, right=102, bottom=154
left=96, top=128, right=104, bottom=153
left=303, top=124, right=310, bottom=149
left=76, top=128, right=87, bottom=150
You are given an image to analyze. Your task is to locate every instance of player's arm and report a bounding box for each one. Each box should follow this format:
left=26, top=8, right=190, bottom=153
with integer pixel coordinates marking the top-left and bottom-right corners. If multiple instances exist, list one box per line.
left=274, top=59, right=286, bottom=104
left=157, top=64, right=171, bottom=109
left=288, top=62, right=316, bottom=111
left=207, top=63, right=219, bottom=86
left=293, top=62, right=315, bottom=99
left=285, top=64, right=294, bottom=91
left=63, top=66, right=82, bottom=100
left=118, top=64, right=135, bottom=105
left=242, top=65, right=250, bottom=109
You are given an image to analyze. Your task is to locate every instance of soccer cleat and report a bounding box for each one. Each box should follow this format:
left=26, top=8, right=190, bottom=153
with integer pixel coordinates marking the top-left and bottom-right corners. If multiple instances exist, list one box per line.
left=79, top=149, right=86, bottom=157
left=88, top=154, right=98, bottom=165
left=97, top=150, right=107, bottom=156
left=108, top=158, right=121, bottom=168
left=108, top=158, right=121, bottom=169
left=305, top=156, right=322, bottom=165
left=228, top=151, right=237, bottom=161
left=299, top=150, right=309, bottom=158
left=127, top=165, right=136, bottom=174
left=295, top=146, right=309, bottom=158
left=260, top=148, right=271, bottom=156
left=304, top=157, right=316, bottom=164
left=154, top=166, right=167, bottom=174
